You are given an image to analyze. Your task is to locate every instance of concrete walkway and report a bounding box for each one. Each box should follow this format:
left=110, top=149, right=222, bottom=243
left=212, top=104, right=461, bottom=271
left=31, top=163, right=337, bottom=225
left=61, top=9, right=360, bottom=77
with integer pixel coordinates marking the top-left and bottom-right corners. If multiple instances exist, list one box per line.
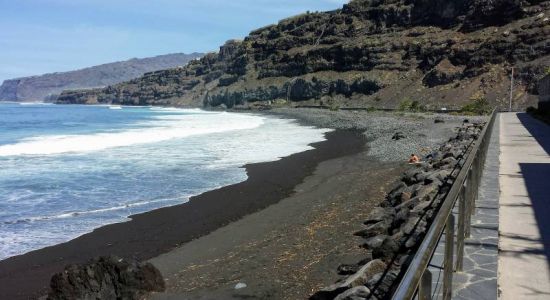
left=451, top=115, right=500, bottom=300
left=498, top=112, right=550, bottom=299
left=428, top=116, right=500, bottom=300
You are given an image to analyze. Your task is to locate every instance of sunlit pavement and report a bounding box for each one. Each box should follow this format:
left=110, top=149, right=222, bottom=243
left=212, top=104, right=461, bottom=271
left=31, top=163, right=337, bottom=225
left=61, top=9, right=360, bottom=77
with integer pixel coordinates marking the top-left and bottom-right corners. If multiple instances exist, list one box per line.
left=498, top=112, right=550, bottom=299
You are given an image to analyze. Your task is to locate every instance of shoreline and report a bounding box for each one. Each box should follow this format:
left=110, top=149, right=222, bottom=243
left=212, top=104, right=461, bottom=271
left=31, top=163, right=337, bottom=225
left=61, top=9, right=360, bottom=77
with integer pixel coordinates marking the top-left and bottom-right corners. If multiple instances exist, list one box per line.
left=0, top=129, right=367, bottom=300
left=148, top=145, right=404, bottom=299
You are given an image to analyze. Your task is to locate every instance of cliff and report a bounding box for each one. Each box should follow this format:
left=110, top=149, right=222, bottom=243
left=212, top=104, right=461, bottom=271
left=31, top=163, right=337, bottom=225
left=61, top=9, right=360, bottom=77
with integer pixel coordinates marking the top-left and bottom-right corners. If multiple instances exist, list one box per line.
left=0, top=53, right=203, bottom=102
left=57, top=0, right=550, bottom=110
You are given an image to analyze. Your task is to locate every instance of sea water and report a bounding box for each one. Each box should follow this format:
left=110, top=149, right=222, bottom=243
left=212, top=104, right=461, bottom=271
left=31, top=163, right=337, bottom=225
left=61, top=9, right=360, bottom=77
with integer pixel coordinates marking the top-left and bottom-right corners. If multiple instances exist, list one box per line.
left=0, top=103, right=331, bottom=260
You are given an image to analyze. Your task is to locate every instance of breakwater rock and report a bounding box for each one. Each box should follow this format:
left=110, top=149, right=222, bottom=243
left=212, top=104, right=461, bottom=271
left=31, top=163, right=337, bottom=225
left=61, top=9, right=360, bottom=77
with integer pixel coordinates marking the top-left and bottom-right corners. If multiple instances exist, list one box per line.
left=311, top=121, right=485, bottom=300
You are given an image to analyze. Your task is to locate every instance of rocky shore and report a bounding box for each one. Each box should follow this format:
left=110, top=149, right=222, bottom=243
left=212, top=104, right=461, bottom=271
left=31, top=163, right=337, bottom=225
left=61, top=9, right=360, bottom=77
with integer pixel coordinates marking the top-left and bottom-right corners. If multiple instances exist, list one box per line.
left=311, top=120, right=486, bottom=300
left=266, top=108, right=485, bottom=161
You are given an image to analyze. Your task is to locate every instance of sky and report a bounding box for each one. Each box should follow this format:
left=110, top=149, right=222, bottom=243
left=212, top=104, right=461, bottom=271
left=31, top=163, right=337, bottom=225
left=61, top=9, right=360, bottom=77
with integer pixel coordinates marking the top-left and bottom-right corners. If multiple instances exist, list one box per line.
left=0, top=0, right=348, bottom=83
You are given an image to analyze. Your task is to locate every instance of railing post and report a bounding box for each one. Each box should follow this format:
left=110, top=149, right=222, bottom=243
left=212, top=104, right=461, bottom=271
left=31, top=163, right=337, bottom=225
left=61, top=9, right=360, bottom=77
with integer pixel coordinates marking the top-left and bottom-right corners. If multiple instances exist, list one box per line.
left=464, top=170, right=472, bottom=238
left=443, top=214, right=455, bottom=300
left=470, top=166, right=476, bottom=216
left=418, top=269, right=432, bottom=300
left=474, top=153, right=481, bottom=208
left=456, top=186, right=466, bottom=272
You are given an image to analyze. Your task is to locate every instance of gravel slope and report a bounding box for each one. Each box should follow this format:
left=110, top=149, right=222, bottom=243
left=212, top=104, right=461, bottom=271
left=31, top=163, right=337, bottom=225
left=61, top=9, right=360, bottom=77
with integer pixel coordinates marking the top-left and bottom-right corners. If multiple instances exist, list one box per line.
left=266, top=108, right=487, bottom=161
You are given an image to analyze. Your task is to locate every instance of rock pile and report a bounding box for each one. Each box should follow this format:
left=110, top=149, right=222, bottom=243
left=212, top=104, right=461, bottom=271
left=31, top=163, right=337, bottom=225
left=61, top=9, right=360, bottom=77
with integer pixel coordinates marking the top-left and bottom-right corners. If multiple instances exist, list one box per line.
left=47, top=256, right=165, bottom=300
left=311, top=122, right=485, bottom=300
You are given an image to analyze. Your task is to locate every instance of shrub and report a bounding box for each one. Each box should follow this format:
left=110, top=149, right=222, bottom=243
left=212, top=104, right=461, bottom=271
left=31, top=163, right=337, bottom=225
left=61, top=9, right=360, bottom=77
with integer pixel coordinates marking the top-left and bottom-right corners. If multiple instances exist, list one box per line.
left=367, top=106, right=377, bottom=112
left=460, top=96, right=492, bottom=115
left=398, top=99, right=412, bottom=111
left=398, top=98, right=426, bottom=112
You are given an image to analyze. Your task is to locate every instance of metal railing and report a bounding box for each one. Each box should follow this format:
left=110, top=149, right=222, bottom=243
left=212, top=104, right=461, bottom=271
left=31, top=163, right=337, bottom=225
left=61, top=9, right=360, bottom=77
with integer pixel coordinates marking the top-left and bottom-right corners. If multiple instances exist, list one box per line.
left=391, top=110, right=498, bottom=300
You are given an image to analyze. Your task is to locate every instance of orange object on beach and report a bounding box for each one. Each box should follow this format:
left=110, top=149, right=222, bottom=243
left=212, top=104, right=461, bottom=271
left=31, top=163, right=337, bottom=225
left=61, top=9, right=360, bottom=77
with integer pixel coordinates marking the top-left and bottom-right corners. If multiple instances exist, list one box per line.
left=408, top=154, right=420, bottom=164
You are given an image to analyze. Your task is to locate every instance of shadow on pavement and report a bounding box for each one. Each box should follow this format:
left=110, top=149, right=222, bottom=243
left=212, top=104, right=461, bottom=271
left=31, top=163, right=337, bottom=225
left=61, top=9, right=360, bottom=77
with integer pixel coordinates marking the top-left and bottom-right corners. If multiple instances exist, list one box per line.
left=516, top=112, right=550, bottom=268
left=517, top=113, right=550, bottom=155
left=519, top=162, right=550, bottom=271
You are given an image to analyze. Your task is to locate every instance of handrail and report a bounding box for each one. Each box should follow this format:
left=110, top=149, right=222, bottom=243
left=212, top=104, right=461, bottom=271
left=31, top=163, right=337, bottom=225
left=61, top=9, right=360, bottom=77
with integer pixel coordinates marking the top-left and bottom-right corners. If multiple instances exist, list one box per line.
left=391, top=109, right=498, bottom=300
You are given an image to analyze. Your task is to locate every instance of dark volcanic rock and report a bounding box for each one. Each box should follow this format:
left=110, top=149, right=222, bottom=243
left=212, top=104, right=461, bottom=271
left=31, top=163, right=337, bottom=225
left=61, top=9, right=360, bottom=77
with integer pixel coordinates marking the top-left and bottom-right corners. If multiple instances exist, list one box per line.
left=47, top=256, right=165, bottom=300
left=355, top=221, right=391, bottom=238
left=392, top=132, right=406, bottom=140
left=423, top=59, right=465, bottom=87
left=311, top=259, right=386, bottom=300
left=364, top=207, right=396, bottom=225
left=372, top=237, right=400, bottom=262
left=56, top=0, right=550, bottom=110
left=334, top=286, right=371, bottom=300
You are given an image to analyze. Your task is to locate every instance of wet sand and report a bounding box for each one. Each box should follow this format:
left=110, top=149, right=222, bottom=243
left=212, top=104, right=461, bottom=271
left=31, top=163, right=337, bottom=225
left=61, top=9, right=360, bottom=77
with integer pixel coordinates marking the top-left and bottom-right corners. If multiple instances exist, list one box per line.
left=0, top=130, right=366, bottom=300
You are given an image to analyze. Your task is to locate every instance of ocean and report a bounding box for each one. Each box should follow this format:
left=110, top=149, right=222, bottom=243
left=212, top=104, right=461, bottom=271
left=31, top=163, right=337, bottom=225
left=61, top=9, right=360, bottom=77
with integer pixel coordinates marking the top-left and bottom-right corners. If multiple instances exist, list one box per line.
left=0, top=103, right=331, bottom=260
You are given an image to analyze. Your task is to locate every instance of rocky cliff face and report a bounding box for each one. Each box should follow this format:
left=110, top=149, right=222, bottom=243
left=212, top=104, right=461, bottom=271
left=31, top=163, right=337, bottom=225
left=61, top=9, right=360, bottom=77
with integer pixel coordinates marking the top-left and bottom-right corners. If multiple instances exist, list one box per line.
left=0, top=53, right=203, bottom=102
left=57, top=0, right=550, bottom=110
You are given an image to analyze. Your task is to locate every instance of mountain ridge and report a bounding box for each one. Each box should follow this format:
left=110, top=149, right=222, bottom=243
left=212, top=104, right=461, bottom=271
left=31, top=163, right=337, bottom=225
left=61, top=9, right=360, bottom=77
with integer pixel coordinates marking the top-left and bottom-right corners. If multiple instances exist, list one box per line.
left=0, top=53, right=203, bottom=102
left=57, top=0, right=550, bottom=110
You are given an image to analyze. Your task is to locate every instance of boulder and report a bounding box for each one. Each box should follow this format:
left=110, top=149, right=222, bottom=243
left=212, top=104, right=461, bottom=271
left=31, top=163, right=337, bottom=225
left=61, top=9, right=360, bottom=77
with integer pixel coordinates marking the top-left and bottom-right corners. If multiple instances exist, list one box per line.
left=363, top=234, right=389, bottom=249
left=364, top=207, right=396, bottom=225
left=402, top=168, right=423, bottom=183
left=338, top=264, right=360, bottom=275
left=371, top=270, right=399, bottom=298
left=392, top=132, right=406, bottom=140
left=414, top=183, right=440, bottom=200
left=47, top=256, right=165, bottom=300
left=355, top=221, right=390, bottom=238
left=424, top=172, right=444, bottom=186
left=311, top=260, right=386, bottom=300
left=334, top=286, right=371, bottom=300
left=395, top=196, right=421, bottom=211
left=393, top=207, right=411, bottom=228
left=410, top=201, right=433, bottom=215
left=372, top=238, right=400, bottom=262
left=387, top=182, right=407, bottom=201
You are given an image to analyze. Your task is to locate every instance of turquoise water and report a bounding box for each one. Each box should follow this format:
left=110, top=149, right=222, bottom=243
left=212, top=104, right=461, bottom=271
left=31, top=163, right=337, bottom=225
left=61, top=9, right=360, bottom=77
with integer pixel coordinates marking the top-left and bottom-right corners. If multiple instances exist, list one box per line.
left=0, top=103, right=330, bottom=260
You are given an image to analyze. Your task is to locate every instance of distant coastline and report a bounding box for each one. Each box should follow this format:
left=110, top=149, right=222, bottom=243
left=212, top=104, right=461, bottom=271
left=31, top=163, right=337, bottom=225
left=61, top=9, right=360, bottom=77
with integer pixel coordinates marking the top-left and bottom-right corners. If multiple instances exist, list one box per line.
left=0, top=53, right=203, bottom=102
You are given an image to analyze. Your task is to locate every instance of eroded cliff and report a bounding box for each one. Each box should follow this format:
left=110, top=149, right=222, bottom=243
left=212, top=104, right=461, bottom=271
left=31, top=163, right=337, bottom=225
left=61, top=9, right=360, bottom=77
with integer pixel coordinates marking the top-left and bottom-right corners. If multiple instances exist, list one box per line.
left=57, top=0, right=550, bottom=110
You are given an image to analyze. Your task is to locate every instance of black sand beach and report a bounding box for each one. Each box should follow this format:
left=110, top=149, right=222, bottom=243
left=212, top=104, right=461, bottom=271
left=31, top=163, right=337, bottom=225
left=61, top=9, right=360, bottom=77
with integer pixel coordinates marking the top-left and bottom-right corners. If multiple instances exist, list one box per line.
left=0, top=130, right=366, bottom=300
left=0, top=110, right=476, bottom=299
left=148, top=146, right=404, bottom=300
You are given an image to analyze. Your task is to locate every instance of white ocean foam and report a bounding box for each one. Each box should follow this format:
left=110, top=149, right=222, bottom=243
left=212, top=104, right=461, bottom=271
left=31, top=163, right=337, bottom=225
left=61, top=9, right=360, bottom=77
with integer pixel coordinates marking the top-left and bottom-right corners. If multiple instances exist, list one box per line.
left=0, top=110, right=333, bottom=260
left=0, top=110, right=265, bottom=156
left=3, top=196, right=189, bottom=225
left=18, top=102, right=53, bottom=106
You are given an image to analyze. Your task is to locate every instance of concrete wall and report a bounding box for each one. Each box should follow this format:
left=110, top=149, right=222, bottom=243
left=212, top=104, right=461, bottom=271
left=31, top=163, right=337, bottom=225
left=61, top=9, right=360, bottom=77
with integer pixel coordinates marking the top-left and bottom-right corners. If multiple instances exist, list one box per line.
left=539, top=75, right=550, bottom=113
